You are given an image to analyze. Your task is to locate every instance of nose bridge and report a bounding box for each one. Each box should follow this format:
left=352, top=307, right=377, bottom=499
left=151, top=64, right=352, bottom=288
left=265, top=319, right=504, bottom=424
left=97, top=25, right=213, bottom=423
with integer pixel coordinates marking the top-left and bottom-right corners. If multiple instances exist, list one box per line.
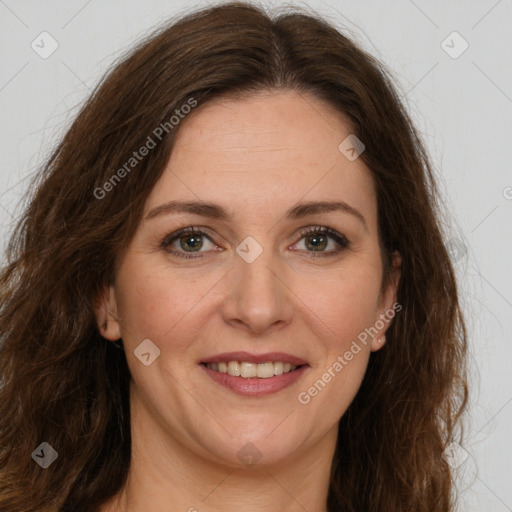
left=222, top=235, right=292, bottom=333
left=235, top=236, right=281, bottom=303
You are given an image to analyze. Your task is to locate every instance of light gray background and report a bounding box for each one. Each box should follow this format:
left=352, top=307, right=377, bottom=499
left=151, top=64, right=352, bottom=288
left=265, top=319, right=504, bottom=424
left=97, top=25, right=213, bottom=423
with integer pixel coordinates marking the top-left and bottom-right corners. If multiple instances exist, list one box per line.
left=1, top=1, right=511, bottom=510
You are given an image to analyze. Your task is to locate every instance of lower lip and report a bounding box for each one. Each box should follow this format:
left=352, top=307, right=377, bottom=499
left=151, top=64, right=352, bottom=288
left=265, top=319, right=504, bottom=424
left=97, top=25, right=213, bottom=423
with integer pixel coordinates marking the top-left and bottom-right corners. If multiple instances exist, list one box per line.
left=200, top=364, right=309, bottom=396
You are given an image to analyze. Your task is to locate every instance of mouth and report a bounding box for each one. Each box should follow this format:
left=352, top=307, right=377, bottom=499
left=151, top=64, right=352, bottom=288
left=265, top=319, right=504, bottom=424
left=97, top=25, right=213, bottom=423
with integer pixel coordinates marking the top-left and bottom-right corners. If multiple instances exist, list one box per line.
left=202, top=361, right=304, bottom=379
left=199, top=351, right=309, bottom=396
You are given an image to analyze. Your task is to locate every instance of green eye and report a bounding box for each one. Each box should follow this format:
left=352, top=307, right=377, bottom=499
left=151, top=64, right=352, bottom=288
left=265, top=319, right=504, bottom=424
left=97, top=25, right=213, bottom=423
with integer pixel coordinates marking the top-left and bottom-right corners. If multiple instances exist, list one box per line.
left=162, top=227, right=215, bottom=259
left=294, top=226, right=350, bottom=257
left=162, top=225, right=350, bottom=260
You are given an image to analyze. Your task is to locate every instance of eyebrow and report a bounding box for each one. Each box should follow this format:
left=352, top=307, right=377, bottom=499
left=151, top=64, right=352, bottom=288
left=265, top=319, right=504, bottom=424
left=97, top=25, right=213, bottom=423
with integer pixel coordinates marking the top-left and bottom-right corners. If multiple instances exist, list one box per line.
left=145, top=199, right=368, bottom=230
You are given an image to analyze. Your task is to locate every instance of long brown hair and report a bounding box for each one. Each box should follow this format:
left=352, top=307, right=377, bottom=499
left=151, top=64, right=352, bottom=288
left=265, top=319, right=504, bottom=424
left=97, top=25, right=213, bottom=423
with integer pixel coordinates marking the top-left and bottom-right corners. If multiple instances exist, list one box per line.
left=0, top=2, right=469, bottom=511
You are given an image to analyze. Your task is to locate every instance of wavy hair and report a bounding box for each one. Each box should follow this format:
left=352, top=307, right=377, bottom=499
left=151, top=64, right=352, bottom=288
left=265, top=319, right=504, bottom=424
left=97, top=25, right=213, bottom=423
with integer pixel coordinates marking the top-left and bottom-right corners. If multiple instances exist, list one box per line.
left=0, top=2, right=469, bottom=511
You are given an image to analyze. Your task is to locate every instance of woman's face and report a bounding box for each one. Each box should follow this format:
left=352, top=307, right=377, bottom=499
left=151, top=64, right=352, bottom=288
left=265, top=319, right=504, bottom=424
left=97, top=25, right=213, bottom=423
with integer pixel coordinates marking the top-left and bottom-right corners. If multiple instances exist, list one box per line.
left=97, top=90, right=400, bottom=469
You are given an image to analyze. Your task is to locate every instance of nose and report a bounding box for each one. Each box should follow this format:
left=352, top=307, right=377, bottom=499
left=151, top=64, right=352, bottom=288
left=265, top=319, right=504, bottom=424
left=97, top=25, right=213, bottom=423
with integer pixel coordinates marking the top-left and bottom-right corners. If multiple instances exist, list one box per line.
left=221, top=245, right=294, bottom=335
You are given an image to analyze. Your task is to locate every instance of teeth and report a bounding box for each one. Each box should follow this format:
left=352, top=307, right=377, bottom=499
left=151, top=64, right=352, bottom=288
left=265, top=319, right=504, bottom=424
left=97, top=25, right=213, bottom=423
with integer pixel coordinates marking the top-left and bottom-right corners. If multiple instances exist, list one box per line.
left=240, top=362, right=257, bottom=378
left=205, top=361, right=299, bottom=379
left=228, top=361, right=240, bottom=376
left=256, top=362, right=274, bottom=378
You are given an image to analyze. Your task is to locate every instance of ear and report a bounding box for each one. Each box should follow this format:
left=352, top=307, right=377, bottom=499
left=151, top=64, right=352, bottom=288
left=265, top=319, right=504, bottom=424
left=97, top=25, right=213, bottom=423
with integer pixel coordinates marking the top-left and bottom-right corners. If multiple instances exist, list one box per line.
left=370, top=250, right=402, bottom=352
left=93, top=285, right=122, bottom=341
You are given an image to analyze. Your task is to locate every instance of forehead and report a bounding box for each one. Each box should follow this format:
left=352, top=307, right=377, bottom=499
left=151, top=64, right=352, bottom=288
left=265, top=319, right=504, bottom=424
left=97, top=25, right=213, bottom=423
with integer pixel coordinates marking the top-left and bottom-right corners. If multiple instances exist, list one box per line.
left=170, top=89, right=352, bottom=164
left=145, top=90, right=377, bottom=226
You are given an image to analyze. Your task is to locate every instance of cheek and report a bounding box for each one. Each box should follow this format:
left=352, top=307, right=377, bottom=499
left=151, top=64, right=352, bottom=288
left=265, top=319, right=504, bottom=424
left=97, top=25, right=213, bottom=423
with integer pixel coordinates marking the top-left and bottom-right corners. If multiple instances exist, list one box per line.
left=115, top=260, right=213, bottom=346
left=306, top=262, right=382, bottom=350
left=298, top=267, right=382, bottom=417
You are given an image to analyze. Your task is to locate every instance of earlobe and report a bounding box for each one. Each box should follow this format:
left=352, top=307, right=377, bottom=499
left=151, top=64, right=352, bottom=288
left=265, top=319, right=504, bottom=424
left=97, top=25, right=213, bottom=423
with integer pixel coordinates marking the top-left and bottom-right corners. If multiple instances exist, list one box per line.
left=371, top=251, right=402, bottom=352
left=94, top=285, right=122, bottom=341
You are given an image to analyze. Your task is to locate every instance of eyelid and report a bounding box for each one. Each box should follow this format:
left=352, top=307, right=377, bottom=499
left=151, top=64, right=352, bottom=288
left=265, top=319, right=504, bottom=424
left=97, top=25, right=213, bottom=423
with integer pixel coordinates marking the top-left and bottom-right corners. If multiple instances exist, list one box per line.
left=161, top=225, right=350, bottom=259
left=297, top=225, right=349, bottom=245
left=162, top=225, right=230, bottom=247
left=293, top=226, right=350, bottom=257
left=161, top=226, right=214, bottom=245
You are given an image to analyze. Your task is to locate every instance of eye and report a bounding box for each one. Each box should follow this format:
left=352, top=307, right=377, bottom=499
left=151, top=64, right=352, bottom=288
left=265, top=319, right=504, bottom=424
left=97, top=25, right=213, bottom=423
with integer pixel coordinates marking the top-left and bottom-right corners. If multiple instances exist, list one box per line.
left=161, top=226, right=217, bottom=259
left=292, top=226, right=350, bottom=258
left=161, top=225, right=350, bottom=260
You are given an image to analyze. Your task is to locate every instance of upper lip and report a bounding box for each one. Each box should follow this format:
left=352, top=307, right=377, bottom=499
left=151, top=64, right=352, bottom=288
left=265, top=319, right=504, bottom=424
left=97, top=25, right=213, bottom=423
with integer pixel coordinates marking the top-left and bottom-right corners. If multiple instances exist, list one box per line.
left=200, top=351, right=308, bottom=366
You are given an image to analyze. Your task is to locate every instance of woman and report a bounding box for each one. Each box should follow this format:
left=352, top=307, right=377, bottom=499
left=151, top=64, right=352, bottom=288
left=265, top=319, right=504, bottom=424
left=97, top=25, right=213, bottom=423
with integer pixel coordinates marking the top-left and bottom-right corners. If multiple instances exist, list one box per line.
left=0, top=2, right=469, bottom=511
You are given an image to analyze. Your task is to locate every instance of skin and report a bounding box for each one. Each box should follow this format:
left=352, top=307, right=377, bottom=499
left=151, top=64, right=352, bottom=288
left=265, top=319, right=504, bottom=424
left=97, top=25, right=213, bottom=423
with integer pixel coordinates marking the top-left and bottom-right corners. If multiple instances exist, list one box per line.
left=96, top=89, right=401, bottom=512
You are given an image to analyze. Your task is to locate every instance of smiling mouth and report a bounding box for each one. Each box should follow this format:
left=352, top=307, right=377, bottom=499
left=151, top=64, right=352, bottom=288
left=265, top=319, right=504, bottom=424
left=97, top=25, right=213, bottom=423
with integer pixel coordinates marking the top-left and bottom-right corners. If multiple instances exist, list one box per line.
left=201, top=361, right=304, bottom=379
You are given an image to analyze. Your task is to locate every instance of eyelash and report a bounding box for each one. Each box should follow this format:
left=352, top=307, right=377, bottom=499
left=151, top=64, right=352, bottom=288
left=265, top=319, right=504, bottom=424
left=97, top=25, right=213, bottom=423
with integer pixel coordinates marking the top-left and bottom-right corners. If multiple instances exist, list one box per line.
left=161, top=225, right=350, bottom=260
